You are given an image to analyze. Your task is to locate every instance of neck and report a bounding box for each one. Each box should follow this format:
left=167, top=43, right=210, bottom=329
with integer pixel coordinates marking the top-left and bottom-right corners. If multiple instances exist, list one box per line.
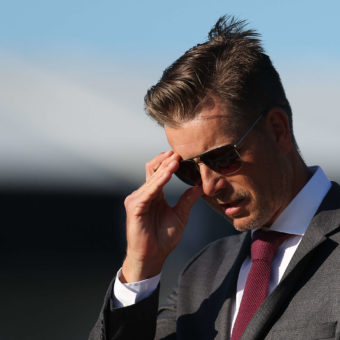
left=288, top=150, right=311, bottom=201
left=265, top=149, right=310, bottom=228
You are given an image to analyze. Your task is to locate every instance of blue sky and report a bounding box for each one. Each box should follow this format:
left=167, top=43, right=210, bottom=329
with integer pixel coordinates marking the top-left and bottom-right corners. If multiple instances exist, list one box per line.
left=0, top=1, right=339, bottom=189
left=2, top=0, right=340, bottom=60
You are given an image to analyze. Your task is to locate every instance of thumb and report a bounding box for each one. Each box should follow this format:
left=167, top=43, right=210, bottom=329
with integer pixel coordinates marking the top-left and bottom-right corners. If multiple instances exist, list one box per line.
left=174, top=186, right=203, bottom=223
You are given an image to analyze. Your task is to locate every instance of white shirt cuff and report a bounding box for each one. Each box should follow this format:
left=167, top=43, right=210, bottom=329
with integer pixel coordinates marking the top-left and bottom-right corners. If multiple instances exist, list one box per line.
left=112, top=268, right=161, bottom=307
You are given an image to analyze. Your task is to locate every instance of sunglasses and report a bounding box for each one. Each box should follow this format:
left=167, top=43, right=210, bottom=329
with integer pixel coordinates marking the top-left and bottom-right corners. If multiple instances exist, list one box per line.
left=174, top=112, right=265, bottom=186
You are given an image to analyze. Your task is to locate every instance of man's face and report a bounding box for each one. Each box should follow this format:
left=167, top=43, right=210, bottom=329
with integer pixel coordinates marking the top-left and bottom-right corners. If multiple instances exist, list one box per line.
left=165, top=99, right=293, bottom=232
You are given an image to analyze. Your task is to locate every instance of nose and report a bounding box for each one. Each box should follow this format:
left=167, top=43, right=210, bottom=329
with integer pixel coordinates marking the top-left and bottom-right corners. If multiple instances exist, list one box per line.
left=199, top=163, right=229, bottom=197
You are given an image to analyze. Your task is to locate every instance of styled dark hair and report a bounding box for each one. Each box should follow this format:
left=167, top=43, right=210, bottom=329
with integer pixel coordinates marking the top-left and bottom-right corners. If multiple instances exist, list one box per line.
left=144, top=15, right=293, bottom=136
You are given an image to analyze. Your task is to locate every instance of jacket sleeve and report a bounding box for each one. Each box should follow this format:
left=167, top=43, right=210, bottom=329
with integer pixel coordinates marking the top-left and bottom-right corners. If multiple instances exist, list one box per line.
left=88, top=278, right=160, bottom=340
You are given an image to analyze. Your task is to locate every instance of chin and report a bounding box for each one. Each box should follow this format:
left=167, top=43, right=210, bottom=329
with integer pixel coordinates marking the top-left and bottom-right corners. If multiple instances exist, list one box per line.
left=231, top=214, right=262, bottom=232
left=232, top=224, right=254, bottom=232
left=231, top=221, right=252, bottom=232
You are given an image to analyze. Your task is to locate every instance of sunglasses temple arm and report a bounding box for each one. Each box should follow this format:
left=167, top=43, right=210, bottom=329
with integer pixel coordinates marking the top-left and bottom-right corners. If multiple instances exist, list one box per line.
left=234, top=112, right=264, bottom=148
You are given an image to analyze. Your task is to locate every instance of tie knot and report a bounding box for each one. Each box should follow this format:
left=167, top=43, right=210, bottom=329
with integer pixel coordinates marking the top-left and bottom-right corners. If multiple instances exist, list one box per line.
left=251, top=230, right=290, bottom=263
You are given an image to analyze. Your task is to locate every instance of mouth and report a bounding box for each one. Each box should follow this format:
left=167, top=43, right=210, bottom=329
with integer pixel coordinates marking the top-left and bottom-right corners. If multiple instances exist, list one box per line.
left=220, top=198, right=245, bottom=216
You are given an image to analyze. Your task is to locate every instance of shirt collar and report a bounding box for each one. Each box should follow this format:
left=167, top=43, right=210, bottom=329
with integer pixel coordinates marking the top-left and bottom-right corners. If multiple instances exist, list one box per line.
left=265, top=166, right=331, bottom=236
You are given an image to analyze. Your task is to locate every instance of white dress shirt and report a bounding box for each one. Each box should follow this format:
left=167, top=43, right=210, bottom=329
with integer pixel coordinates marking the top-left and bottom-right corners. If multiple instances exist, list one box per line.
left=113, top=166, right=331, bottom=324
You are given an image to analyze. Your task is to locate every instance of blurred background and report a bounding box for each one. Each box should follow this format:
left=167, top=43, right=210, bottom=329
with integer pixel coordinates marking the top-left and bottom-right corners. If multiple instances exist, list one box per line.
left=0, top=1, right=339, bottom=339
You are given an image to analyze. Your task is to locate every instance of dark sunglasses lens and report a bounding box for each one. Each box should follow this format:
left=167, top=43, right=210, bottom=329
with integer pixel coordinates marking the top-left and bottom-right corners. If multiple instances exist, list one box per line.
left=202, top=146, right=241, bottom=174
left=175, top=146, right=241, bottom=185
left=175, top=160, right=201, bottom=186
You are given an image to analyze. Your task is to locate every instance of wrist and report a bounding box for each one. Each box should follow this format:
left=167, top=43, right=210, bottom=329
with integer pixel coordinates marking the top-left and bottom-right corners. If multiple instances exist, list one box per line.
left=121, top=256, right=164, bottom=283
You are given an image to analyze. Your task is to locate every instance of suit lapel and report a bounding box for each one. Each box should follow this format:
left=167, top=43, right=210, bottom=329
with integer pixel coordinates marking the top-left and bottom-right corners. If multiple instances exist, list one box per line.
left=240, top=182, right=340, bottom=340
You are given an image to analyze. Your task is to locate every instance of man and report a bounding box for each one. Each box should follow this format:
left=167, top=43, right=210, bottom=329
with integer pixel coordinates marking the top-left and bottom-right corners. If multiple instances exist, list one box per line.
left=90, top=16, right=340, bottom=339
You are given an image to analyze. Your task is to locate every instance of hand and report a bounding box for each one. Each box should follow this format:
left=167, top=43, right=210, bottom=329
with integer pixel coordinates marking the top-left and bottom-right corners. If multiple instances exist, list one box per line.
left=121, top=151, right=203, bottom=282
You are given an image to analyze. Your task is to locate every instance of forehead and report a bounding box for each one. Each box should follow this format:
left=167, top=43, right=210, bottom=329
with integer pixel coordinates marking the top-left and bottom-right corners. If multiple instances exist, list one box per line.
left=165, top=110, right=238, bottom=160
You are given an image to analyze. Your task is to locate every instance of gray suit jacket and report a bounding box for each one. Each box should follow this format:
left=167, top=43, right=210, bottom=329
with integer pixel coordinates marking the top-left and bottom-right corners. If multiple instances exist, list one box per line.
left=89, top=182, right=340, bottom=340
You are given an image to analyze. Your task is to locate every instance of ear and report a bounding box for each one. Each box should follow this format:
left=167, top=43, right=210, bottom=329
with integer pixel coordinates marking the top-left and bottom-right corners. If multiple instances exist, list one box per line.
left=264, top=107, right=293, bottom=154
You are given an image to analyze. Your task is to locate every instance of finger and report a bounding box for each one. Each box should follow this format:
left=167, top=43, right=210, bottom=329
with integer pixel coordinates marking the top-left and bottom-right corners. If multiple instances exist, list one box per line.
left=173, top=186, right=203, bottom=224
left=145, top=151, right=173, bottom=180
left=145, top=157, right=180, bottom=197
left=129, top=159, right=180, bottom=215
left=146, top=152, right=180, bottom=182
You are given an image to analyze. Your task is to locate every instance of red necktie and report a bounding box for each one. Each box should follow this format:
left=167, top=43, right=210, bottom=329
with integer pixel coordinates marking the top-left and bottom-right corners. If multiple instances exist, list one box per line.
left=231, top=230, right=290, bottom=340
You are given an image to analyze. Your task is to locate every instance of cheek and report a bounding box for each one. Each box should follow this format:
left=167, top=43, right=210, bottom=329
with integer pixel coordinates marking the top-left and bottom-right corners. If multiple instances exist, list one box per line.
left=242, top=151, right=283, bottom=199
left=248, top=170, right=285, bottom=213
left=238, top=174, right=271, bottom=210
